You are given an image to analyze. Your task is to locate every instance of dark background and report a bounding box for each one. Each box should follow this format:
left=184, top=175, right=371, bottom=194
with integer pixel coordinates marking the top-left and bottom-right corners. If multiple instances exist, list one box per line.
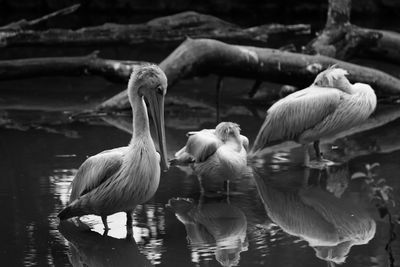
left=0, top=0, right=399, bottom=28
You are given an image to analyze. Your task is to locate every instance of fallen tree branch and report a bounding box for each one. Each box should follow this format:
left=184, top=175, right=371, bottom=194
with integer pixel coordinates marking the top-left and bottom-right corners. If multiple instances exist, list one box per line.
left=0, top=51, right=146, bottom=82
left=0, top=4, right=81, bottom=31
left=304, top=0, right=400, bottom=64
left=99, top=38, right=400, bottom=110
left=0, top=11, right=310, bottom=47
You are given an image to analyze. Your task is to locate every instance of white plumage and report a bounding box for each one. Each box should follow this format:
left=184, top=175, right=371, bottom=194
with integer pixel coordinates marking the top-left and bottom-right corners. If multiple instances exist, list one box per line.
left=58, top=64, right=169, bottom=232
left=173, top=122, right=249, bottom=180
left=251, top=67, right=377, bottom=167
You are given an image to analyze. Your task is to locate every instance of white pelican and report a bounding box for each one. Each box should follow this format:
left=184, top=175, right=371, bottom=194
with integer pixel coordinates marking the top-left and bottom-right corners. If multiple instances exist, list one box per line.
left=58, top=64, right=169, bottom=233
left=172, top=122, right=248, bottom=177
left=251, top=67, right=377, bottom=168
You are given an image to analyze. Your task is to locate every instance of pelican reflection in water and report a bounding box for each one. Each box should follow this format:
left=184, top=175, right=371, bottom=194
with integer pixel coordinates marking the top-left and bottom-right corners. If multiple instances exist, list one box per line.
left=58, top=64, right=169, bottom=233
left=252, top=166, right=376, bottom=265
left=167, top=197, right=248, bottom=267
left=172, top=122, right=249, bottom=193
left=251, top=67, right=377, bottom=168
left=59, top=221, right=153, bottom=267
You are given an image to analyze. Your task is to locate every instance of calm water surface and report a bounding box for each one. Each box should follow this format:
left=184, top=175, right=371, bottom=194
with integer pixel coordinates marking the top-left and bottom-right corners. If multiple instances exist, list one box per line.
left=0, top=97, right=399, bottom=266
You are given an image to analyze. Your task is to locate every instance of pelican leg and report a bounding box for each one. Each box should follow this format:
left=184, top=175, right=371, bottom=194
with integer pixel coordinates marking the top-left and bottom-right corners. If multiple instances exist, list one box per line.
left=307, top=140, right=336, bottom=169
left=248, top=80, right=262, bottom=98
left=313, top=140, right=322, bottom=160
left=101, top=216, right=109, bottom=236
left=126, top=210, right=133, bottom=235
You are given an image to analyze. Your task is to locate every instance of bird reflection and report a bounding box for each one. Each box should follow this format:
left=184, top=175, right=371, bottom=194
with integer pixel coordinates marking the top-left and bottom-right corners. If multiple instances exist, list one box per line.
left=253, top=165, right=376, bottom=265
left=58, top=220, right=153, bottom=267
left=167, top=196, right=248, bottom=267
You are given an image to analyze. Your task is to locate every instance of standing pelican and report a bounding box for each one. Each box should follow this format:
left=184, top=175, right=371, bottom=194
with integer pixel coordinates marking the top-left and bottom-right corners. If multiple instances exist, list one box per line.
left=172, top=122, right=249, bottom=183
left=251, top=67, right=377, bottom=168
left=58, top=64, right=169, bottom=232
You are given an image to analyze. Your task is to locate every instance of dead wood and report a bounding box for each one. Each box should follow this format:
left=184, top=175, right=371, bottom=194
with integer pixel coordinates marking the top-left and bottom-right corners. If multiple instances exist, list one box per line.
left=0, top=11, right=310, bottom=48
left=304, top=0, right=400, bottom=64
left=0, top=51, right=147, bottom=82
left=0, top=4, right=81, bottom=31
left=99, top=38, right=400, bottom=110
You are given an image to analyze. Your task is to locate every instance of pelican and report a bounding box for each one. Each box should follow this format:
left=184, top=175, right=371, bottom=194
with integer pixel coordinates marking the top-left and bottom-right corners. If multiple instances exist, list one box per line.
left=172, top=122, right=248, bottom=175
left=172, top=122, right=249, bottom=190
left=58, top=64, right=169, bottom=233
left=251, top=67, right=377, bottom=168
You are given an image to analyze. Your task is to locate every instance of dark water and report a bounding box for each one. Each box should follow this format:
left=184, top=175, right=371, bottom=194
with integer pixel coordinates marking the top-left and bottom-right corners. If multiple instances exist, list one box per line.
left=1, top=13, right=400, bottom=264
left=0, top=88, right=399, bottom=267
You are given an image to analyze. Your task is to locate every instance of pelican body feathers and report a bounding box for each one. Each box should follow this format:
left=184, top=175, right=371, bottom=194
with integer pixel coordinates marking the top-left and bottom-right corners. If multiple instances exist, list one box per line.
left=251, top=67, right=377, bottom=154
left=174, top=122, right=249, bottom=179
left=58, top=65, right=168, bottom=223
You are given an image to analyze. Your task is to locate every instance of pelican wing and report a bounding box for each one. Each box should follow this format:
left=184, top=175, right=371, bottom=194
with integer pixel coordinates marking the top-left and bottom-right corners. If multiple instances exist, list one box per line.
left=69, top=147, right=126, bottom=201
left=252, top=87, right=342, bottom=151
left=185, top=129, right=222, bottom=163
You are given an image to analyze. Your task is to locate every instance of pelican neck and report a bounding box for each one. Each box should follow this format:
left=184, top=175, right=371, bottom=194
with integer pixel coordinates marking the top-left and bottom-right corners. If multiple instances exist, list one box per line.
left=129, top=91, right=151, bottom=140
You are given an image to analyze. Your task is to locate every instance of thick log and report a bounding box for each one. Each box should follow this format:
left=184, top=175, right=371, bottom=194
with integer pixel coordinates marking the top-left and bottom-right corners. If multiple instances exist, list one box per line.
left=99, top=38, right=400, bottom=110
left=0, top=4, right=81, bottom=31
left=0, top=11, right=310, bottom=47
left=0, top=51, right=147, bottom=82
left=305, top=0, right=400, bottom=64
left=363, top=29, right=400, bottom=64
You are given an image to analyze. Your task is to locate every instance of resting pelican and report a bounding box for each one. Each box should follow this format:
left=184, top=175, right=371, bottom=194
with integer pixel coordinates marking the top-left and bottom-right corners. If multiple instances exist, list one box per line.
left=58, top=64, right=169, bottom=232
left=251, top=67, right=377, bottom=168
left=172, top=122, right=248, bottom=178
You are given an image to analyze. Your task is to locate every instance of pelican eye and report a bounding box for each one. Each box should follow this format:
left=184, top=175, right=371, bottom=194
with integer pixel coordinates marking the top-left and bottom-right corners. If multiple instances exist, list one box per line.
left=156, top=86, right=163, bottom=95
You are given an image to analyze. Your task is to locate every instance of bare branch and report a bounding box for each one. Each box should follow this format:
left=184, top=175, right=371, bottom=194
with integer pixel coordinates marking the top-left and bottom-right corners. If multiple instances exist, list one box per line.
left=0, top=51, right=147, bottom=83
left=0, top=11, right=310, bottom=47
left=99, top=38, right=400, bottom=110
left=0, top=4, right=81, bottom=31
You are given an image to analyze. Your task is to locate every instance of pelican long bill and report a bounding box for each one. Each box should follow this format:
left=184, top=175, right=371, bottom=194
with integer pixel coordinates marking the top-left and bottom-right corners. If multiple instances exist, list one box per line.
left=148, top=89, right=169, bottom=171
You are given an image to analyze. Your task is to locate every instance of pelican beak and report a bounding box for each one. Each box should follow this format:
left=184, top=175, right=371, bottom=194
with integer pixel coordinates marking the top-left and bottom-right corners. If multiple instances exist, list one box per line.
left=148, top=90, right=169, bottom=171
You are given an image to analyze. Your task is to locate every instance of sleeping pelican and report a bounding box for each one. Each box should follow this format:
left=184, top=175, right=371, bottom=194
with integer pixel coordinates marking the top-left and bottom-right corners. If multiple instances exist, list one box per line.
left=58, top=64, right=169, bottom=233
left=251, top=67, right=377, bottom=168
left=172, top=122, right=249, bottom=183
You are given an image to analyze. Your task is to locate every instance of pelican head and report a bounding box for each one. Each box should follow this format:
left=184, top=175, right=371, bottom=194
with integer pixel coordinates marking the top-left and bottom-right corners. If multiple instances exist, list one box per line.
left=313, top=66, right=352, bottom=93
left=215, top=122, right=241, bottom=142
left=128, top=64, right=168, bottom=170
